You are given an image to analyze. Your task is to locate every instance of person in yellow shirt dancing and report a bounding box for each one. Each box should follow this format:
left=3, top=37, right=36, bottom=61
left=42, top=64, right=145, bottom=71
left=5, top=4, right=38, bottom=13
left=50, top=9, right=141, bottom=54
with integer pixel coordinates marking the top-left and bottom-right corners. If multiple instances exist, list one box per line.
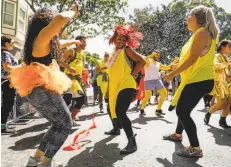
left=204, top=40, right=231, bottom=128
left=107, top=25, right=146, bottom=154
left=163, top=5, right=219, bottom=157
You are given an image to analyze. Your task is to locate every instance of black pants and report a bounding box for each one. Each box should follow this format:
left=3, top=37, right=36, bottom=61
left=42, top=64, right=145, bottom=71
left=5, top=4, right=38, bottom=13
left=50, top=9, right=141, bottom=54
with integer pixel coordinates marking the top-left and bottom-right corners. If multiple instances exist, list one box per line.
left=203, top=94, right=213, bottom=106
left=1, top=79, right=16, bottom=125
left=115, top=88, right=135, bottom=138
left=63, top=93, right=85, bottom=110
left=175, top=80, right=214, bottom=147
left=106, top=101, right=122, bottom=129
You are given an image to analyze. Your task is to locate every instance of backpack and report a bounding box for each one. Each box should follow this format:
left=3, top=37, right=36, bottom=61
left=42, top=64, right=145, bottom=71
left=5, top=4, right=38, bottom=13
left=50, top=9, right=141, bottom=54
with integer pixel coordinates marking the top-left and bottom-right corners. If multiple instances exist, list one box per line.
left=124, top=47, right=143, bottom=84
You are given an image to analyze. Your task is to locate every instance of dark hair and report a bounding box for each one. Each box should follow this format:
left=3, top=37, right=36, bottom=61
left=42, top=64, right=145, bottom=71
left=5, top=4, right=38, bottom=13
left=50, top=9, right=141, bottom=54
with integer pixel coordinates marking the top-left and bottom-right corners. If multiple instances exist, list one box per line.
left=75, top=35, right=86, bottom=41
left=217, top=40, right=231, bottom=52
left=1, top=35, right=12, bottom=47
left=23, top=8, right=60, bottom=65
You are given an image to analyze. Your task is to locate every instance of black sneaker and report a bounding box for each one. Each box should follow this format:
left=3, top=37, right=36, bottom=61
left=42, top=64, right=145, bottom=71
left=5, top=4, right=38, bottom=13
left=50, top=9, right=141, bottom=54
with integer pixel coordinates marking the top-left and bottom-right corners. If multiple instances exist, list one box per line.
left=219, top=117, right=231, bottom=128
left=140, top=110, right=146, bottom=115
left=104, top=128, right=120, bottom=135
left=156, top=109, right=165, bottom=115
left=168, top=105, right=176, bottom=111
left=204, top=112, right=211, bottom=124
left=177, top=147, right=203, bottom=157
left=163, top=133, right=182, bottom=142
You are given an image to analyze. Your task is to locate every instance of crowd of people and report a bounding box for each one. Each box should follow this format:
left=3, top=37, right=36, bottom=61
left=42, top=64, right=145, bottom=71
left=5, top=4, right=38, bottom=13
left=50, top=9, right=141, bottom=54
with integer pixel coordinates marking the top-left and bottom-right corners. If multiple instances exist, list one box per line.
left=1, top=2, right=231, bottom=167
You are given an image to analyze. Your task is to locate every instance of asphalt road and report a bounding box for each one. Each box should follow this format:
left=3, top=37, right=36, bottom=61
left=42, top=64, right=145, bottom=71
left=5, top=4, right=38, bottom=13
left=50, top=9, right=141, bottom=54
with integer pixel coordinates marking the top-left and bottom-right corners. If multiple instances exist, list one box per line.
left=1, top=98, right=231, bottom=167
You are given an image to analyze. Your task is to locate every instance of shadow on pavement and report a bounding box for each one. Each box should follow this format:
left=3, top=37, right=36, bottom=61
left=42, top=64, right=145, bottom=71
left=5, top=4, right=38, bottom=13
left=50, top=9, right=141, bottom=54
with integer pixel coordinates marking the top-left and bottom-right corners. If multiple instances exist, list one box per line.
left=66, top=135, right=129, bottom=167
left=9, top=132, right=45, bottom=151
left=128, top=106, right=140, bottom=112
left=131, top=115, right=173, bottom=125
left=207, top=125, right=231, bottom=147
left=78, top=112, right=108, bottom=121
left=156, top=142, right=202, bottom=167
left=10, top=121, right=50, bottom=137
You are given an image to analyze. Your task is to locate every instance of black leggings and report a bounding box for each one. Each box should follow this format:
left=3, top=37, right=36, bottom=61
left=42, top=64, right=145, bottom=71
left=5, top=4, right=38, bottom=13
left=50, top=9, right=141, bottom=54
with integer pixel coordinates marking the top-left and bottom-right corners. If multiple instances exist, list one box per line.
left=203, top=94, right=213, bottom=105
left=175, top=80, right=214, bottom=147
left=63, top=94, right=85, bottom=110
left=1, top=79, right=16, bottom=125
left=115, top=88, right=135, bottom=138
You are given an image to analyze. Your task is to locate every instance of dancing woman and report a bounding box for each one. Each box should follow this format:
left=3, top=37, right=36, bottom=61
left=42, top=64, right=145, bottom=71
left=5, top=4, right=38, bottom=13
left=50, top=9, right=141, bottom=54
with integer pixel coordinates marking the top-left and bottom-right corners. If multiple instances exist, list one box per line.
left=107, top=25, right=146, bottom=154
left=164, top=5, right=219, bottom=157
left=204, top=40, right=231, bottom=128
left=8, top=4, right=79, bottom=167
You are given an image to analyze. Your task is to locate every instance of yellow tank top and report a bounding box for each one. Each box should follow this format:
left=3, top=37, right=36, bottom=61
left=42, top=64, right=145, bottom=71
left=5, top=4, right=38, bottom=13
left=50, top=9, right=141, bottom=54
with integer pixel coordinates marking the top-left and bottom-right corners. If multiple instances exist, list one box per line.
left=181, top=28, right=216, bottom=84
left=108, top=49, right=136, bottom=119
left=171, top=27, right=216, bottom=106
left=65, top=49, right=84, bottom=76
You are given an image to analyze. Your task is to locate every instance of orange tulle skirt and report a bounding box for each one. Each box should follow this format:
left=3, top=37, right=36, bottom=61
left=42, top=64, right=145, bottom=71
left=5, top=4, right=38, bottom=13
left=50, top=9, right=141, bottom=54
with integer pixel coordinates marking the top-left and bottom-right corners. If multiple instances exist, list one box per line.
left=8, top=60, right=72, bottom=97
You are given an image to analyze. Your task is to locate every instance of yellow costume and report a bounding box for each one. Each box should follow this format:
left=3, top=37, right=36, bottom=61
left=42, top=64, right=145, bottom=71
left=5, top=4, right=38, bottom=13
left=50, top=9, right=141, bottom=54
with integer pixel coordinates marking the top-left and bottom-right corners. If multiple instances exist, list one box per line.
left=64, top=49, right=84, bottom=94
left=96, top=60, right=108, bottom=96
left=171, top=27, right=216, bottom=106
left=108, top=49, right=136, bottom=119
left=210, top=53, right=230, bottom=99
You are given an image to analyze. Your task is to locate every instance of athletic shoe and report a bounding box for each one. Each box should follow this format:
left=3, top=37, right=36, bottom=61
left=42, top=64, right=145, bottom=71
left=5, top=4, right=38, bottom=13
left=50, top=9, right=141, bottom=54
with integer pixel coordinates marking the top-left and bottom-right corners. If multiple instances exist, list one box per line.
left=140, top=109, right=146, bottom=115
left=155, top=109, right=165, bottom=115
left=163, top=133, right=182, bottom=142
left=177, top=146, right=203, bottom=157
left=168, top=105, right=176, bottom=111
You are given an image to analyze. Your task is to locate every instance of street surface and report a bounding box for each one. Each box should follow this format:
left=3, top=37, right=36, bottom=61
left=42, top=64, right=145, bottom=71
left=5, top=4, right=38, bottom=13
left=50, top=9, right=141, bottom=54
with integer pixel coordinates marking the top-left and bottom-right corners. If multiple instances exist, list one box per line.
left=1, top=97, right=231, bottom=167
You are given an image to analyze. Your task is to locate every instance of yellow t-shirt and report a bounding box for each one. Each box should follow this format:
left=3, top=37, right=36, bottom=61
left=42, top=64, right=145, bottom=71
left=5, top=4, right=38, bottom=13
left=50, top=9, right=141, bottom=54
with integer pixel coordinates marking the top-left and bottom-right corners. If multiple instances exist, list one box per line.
left=65, top=49, right=84, bottom=76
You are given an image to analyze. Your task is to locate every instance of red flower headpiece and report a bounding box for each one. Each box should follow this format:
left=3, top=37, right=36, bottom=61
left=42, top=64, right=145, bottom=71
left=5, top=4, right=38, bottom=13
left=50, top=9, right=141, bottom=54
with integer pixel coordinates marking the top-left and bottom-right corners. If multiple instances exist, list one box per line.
left=109, top=25, right=144, bottom=49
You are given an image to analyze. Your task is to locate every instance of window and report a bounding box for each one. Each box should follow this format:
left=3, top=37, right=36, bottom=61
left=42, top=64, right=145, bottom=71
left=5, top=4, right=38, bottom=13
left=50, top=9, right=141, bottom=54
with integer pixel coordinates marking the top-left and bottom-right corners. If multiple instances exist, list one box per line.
left=3, top=1, right=16, bottom=27
left=18, top=8, right=26, bottom=32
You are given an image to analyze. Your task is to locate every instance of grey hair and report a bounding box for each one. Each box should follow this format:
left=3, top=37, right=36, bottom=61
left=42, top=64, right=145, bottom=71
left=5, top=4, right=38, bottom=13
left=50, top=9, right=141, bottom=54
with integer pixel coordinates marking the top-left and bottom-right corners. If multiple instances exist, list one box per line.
left=190, top=5, right=220, bottom=39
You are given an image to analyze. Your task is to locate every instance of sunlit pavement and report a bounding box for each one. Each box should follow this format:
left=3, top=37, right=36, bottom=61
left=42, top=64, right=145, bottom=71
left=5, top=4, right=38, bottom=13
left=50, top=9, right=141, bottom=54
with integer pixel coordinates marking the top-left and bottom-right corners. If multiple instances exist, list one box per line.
left=1, top=97, right=231, bottom=167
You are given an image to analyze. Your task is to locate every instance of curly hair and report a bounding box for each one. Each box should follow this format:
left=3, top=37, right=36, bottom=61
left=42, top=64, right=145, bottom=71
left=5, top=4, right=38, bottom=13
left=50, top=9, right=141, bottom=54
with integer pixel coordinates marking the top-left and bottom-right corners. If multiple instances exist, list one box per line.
left=1, top=35, right=12, bottom=47
left=24, top=8, right=60, bottom=65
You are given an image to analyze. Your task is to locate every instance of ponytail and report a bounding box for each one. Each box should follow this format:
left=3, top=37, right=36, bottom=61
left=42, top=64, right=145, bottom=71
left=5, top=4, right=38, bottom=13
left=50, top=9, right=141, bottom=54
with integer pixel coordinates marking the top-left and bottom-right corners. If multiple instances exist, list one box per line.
left=206, top=8, right=220, bottom=39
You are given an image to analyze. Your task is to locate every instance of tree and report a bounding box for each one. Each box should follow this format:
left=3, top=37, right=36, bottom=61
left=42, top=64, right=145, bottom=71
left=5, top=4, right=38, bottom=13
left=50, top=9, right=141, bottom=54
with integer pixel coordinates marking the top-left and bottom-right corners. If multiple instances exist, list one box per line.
left=85, top=51, right=101, bottom=67
left=130, top=0, right=231, bottom=64
left=26, top=0, right=128, bottom=38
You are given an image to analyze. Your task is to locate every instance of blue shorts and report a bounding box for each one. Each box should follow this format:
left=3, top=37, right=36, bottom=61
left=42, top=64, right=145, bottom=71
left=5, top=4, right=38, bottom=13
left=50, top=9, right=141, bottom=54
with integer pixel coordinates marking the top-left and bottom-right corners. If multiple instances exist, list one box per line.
left=144, top=79, right=164, bottom=91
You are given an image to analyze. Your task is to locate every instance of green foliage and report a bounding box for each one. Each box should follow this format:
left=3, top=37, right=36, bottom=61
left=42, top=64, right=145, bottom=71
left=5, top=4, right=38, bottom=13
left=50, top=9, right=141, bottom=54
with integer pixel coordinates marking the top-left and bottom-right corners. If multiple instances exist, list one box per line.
left=85, top=51, right=101, bottom=66
left=130, top=0, right=231, bottom=64
left=26, top=0, right=128, bottom=38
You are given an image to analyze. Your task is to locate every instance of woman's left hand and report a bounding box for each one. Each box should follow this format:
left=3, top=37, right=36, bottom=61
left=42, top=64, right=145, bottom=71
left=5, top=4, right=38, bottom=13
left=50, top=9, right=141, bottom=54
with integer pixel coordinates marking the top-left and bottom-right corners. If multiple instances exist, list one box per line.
left=164, top=72, right=175, bottom=83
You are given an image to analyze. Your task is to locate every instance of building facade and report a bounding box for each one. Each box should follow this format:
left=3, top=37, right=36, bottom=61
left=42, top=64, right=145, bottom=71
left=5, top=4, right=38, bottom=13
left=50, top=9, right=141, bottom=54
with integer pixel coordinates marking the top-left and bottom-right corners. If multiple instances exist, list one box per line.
left=1, top=0, right=30, bottom=59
